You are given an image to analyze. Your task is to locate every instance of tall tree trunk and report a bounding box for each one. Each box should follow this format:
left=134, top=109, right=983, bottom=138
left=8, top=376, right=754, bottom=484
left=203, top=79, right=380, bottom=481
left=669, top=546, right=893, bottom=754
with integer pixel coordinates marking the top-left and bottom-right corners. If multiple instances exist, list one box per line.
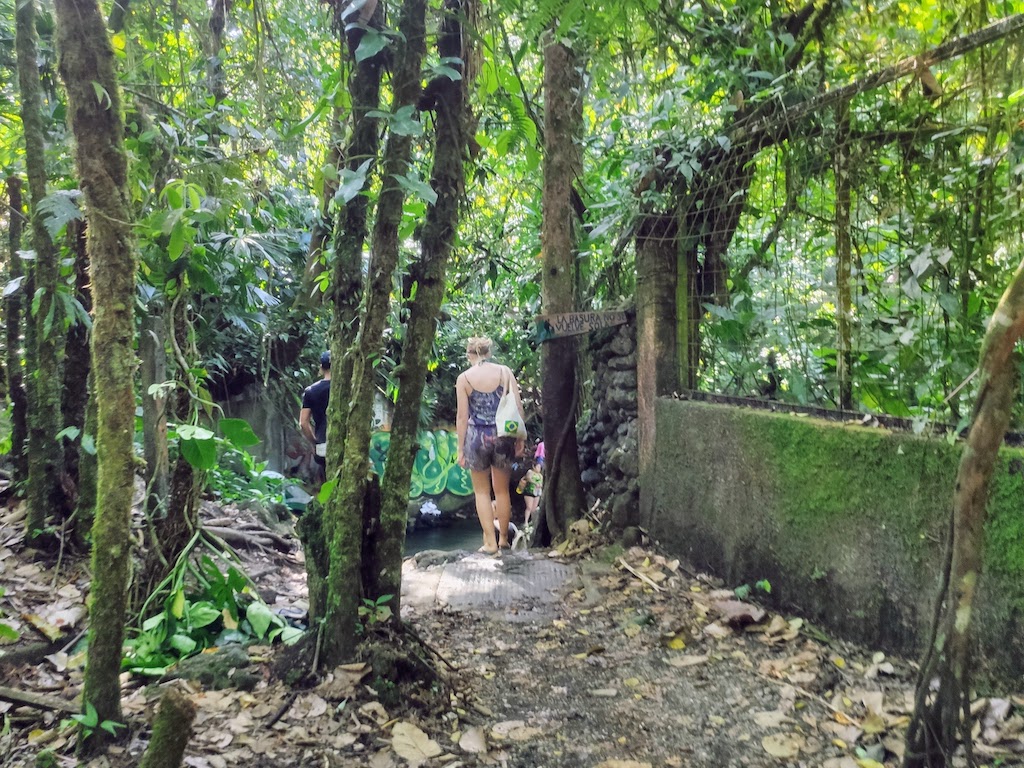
left=54, top=0, right=137, bottom=741
left=539, top=37, right=586, bottom=543
left=375, top=0, right=470, bottom=613
left=140, top=311, right=169, bottom=520
left=76, top=372, right=97, bottom=531
left=5, top=176, right=29, bottom=486
left=62, top=219, right=92, bottom=543
left=904, top=249, right=1024, bottom=768
left=834, top=100, right=853, bottom=410
left=318, top=2, right=386, bottom=665
left=636, top=214, right=679, bottom=525
left=17, top=0, right=68, bottom=542
left=338, top=0, right=427, bottom=611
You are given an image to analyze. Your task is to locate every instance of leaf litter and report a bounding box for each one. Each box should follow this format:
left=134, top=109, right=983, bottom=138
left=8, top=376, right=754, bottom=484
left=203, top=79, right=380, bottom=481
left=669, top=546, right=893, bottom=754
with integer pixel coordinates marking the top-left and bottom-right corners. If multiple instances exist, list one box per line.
left=1, top=498, right=1024, bottom=767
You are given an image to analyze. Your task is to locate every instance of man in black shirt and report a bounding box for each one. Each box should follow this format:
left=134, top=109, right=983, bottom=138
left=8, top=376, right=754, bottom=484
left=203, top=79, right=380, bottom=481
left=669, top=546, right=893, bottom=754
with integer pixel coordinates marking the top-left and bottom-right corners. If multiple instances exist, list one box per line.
left=300, top=350, right=331, bottom=481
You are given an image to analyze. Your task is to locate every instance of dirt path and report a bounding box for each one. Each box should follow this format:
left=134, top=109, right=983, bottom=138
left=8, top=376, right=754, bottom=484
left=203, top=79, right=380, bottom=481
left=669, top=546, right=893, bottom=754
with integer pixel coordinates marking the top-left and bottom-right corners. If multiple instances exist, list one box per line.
left=1, top=504, right=1022, bottom=768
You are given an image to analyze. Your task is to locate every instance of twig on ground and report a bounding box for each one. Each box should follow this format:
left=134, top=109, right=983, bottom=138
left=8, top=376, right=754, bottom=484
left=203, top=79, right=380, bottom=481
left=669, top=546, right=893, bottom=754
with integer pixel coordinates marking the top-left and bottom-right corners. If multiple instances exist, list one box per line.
left=616, top=557, right=664, bottom=592
left=264, top=690, right=299, bottom=729
left=204, top=525, right=291, bottom=552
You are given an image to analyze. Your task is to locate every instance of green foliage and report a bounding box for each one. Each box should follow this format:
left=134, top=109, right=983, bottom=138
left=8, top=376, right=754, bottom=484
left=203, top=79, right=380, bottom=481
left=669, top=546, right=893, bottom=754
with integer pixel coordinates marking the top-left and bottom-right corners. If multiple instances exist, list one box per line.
left=125, top=556, right=302, bottom=676
left=358, top=594, right=394, bottom=625
left=66, top=701, right=125, bottom=740
left=0, top=588, right=19, bottom=642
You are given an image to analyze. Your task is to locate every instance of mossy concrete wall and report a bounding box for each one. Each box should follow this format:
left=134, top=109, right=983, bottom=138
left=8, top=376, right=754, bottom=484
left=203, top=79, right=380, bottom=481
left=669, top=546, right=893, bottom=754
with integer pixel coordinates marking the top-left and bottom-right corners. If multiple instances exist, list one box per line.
left=649, top=399, right=1024, bottom=684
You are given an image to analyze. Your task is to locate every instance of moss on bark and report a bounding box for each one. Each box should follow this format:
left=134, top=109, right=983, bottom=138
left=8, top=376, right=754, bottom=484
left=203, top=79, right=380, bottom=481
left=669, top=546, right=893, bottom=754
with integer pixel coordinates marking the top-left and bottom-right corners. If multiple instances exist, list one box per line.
left=53, top=0, right=137, bottom=742
left=375, top=0, right=470, bottom=611
left=339, top=0, right=426, bottom=609
left=539, top=39, right=586, bottom=543
left=319, top=6, right=385, bottom=667
left=5, top=175, right=29, bottom=487
left=17, top=0, right=67, bottom=542
left=138, top=688, right=196, bottom=768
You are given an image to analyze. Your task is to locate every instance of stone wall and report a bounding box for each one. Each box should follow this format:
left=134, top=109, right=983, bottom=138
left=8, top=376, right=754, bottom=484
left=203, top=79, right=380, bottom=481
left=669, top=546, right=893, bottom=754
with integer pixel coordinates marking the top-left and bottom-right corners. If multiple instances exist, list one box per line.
left=648, top=398, right=1024, bottom=685
left=578, top=319, right=640, bottom=530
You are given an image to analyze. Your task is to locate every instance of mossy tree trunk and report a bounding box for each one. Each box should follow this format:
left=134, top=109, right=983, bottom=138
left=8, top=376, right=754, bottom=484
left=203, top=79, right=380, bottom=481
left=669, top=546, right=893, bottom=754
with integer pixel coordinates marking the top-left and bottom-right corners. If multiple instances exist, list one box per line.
left=17, top=0, right=68, bottom=543
left=904, top=249, right=1024, bottom=768
left=318, top=2, right=386, bottom=665
left=636, top=213, right=679, bottom=525
left=373, top=0, right=472, bottom=614
left=336, top=0, right=427, bottom=611
left=5, top=176, right=29, bottom=486
left=62, top=219, right=92, bottom=545
left=538, top=36, right=587, bottom=544
left=54, top=0, right=137, bottom=741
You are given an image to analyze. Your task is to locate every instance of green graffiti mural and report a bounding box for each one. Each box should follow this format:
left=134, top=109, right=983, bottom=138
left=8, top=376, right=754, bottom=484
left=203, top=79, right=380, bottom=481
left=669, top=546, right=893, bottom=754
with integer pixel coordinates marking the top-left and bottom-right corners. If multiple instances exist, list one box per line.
left=369, top=429, right=473, bottom=498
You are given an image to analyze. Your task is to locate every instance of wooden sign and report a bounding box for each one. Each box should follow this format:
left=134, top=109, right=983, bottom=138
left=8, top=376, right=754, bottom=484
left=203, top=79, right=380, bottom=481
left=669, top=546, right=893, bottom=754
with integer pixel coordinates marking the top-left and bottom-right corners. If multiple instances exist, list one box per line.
left=535, top=310, right=628, bottom=340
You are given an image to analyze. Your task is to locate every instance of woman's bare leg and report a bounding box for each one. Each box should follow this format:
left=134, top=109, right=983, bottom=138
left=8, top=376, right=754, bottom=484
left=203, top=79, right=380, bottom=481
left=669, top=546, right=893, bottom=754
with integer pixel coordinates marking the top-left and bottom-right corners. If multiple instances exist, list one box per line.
left=491, top=465, right=512, bottom=547
left=470, top=469, right=498, bottom=552
left=524, top=496, right=538, bottom=526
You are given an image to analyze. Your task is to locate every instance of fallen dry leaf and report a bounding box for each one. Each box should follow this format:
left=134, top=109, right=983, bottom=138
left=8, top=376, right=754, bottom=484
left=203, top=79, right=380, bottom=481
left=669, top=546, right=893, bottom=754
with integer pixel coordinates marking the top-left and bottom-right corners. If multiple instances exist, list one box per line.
left=752, top=710, right=794, bottom=729
left=713, top=600, right=767, bottom=628
left=594, top=761, right=653, bottom=768
left=665, top=654, right=709, bottom=669
left=391, top=722, right=442, bottom=766
left=761, top=732, right=804, bottom=759
left=459, top=726, right=487, bottom=754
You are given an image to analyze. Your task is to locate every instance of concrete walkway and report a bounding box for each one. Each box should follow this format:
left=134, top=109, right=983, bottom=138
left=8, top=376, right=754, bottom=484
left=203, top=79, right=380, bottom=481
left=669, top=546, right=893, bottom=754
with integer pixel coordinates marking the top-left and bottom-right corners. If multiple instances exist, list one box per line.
left=401, top=549, right=578, bottom=621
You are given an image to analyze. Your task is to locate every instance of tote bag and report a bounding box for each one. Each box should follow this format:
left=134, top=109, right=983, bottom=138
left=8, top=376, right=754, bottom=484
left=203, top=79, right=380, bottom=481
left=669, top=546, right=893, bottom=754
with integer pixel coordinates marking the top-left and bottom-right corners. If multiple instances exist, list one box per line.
left=495, top=367, right=527, bottom=439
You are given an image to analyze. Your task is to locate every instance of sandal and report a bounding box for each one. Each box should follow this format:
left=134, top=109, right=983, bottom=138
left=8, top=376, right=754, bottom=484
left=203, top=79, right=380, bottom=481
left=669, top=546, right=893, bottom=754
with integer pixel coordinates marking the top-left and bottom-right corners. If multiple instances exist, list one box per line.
left=476, top=546, right=499, bottom=555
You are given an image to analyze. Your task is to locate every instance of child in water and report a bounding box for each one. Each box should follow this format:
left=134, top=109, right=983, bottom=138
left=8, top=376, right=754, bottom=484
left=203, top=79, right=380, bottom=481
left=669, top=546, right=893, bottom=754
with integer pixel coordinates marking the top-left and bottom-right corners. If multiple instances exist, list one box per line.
left=516, top=459, right=544, bottom=527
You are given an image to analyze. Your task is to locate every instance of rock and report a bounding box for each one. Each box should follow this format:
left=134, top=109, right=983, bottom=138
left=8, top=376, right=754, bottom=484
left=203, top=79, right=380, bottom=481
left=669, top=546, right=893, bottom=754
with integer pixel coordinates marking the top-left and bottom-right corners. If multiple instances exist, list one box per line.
left=610, top=371, right=638, bottom=391
left=608, top=351, right=637, bottom=371
left=611, top=494, right=635, bottom=528
left=165, top=644, right=260, bottom=691
left=609, top=333, right=635, bottom=357
left=620, top=526, right=642, bottom=546
left=581, top=469, right=602, bottom=485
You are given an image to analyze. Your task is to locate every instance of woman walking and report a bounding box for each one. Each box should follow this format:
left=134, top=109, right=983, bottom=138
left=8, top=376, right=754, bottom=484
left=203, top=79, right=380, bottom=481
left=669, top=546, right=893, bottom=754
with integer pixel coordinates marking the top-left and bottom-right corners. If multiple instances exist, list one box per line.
left=456, top=337, right=525, bottom=553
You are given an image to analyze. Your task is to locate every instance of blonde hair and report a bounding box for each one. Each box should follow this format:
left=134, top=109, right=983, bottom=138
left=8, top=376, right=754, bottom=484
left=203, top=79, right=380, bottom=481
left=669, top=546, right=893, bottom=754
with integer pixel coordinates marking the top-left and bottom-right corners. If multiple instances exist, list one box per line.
left=466, top=336, right=493, bottom=357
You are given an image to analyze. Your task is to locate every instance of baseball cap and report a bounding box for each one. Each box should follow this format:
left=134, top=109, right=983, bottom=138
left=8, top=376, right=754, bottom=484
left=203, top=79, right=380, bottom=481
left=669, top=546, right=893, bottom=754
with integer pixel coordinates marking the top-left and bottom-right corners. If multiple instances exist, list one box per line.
left=320, top=350, right=331, bottom=368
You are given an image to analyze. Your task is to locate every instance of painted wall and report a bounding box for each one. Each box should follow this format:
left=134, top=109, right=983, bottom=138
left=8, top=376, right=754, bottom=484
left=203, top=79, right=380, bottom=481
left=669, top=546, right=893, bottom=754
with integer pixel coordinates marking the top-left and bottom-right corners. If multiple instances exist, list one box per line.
left=649, top=399, right=1024, bottom=685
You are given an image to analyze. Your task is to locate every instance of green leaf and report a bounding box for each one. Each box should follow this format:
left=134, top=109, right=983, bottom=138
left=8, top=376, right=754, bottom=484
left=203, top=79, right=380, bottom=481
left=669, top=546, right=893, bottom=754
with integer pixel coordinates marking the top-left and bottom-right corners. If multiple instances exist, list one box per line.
left=177, top=424, right=215, bottom=441
left=81, top=434, right=97, bottom=455
left=245, top=601, right=276, bottom=640
left=181, top=438, right=217, bottom=470
left=187, top=602, right=221, bottom=628
left=317, top=478, right=337, bottom=503
left=334, top=159, right=373, bottom=204
left=367, top=104, right=422, bottom=137
left=36, top=190, right=83, bottom=239
left=168, top=633, right=197, bottom=655
left=393, top=173, right=437, bottom=206
left=279, top=626, right=304, bottom=645
left=354, top=27, right=389, bottom=63
left=219, top=418, right=260, bottom=448
left=56, top=426, right=81, bottom=442
left=0, top=622, right=19, bottom=641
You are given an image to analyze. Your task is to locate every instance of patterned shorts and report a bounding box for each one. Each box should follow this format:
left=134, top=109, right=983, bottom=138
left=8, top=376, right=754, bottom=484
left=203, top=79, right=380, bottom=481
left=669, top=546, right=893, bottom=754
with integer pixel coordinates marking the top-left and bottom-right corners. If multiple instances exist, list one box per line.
left=464, top=424, right=516, bottom=473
